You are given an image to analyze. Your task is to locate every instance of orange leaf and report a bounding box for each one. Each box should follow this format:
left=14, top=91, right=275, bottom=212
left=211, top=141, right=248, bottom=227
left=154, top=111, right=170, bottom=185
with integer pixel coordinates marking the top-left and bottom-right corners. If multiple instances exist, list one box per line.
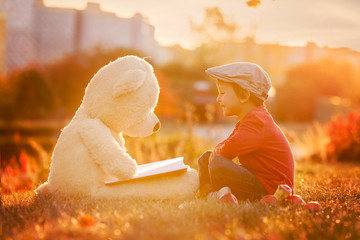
left=78, top=215, right=95, bottom=228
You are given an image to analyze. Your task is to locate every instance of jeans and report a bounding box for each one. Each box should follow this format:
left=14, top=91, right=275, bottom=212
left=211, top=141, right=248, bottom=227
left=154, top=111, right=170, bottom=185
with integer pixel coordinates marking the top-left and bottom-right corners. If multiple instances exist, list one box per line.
left=198, top=151, right=268, bottom=200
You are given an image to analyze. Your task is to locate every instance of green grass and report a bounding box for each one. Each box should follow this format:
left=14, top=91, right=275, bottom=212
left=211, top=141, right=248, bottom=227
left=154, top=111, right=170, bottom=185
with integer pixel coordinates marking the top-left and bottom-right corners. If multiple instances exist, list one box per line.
left=2, top=162, right=360, bottom=240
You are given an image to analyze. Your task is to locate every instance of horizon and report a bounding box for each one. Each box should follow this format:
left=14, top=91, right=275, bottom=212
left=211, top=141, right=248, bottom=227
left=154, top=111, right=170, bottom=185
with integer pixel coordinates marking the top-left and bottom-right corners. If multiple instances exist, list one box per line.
left=40, top=0, right=360, bottom=52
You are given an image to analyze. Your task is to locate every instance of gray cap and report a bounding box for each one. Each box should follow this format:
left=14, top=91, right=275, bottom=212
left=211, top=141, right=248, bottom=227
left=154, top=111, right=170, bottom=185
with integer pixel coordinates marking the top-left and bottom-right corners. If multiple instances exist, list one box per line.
left=205, top=62, right=271, bottom=101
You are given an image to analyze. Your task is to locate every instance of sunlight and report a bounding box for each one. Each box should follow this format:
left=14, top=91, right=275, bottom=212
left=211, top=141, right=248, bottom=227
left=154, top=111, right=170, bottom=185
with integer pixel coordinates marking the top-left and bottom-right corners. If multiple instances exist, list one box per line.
left=268, top=87, right=276, bottom=98
left=39, top=0, right=360, bottom=52
left=1, top=1, right=360, bottom=239
left=43, top=0, right=87, bottom=9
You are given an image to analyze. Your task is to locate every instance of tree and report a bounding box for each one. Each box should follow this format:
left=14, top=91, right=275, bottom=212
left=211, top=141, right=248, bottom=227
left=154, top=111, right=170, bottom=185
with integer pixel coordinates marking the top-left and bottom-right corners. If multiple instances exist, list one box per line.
left=246, top=0, right=262, bottom=7
left=276, top=58, right=360, bottom=121
left=0, top=46, right=185, bottom=121
left=8, top=68, right=55, bottom=119
left=189, top=7, right=243, bottom=69
left=190, top=7, right=238, bottom=45
left=44, top=47, right=144, bottom=114
left=154, top=70, right=181, bottom=119
left=246, top=0, right=276, bottom=7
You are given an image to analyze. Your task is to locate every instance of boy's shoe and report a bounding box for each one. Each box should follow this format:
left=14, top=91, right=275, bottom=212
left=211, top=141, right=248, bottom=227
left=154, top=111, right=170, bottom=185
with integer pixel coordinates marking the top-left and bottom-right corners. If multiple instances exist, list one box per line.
left=207, top=186, right=239, bottom=205
left=206, top=186, right=230, bottom=200
left=219, top=193, right=238, bottom=205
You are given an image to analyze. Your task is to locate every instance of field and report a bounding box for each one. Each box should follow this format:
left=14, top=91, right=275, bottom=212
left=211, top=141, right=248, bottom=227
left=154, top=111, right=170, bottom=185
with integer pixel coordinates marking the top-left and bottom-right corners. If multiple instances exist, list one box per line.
left=2, top=116, right=360, bottom=240
left=2, top=161, right=360, bottom=240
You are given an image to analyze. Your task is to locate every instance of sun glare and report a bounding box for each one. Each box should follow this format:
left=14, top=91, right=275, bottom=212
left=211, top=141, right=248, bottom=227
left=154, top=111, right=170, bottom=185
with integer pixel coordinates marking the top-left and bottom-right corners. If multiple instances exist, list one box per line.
left=43, top=0, right=87, bottom=9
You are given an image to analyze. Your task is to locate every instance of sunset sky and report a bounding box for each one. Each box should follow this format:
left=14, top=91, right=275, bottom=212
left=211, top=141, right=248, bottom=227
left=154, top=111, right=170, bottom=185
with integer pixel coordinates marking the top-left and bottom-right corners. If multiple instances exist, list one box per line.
left=45, top=0, right=360, bottom=51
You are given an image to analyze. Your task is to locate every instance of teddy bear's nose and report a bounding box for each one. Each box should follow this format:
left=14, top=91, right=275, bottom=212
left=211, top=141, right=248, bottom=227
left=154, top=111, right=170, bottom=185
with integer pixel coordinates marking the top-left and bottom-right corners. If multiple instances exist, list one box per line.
left=153, top=122, right=161, bottom=132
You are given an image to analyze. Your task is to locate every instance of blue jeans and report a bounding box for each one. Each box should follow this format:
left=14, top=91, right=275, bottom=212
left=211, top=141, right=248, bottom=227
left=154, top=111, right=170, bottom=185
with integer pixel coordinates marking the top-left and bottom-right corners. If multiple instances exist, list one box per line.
left=198, top=151, right=268, bottom=200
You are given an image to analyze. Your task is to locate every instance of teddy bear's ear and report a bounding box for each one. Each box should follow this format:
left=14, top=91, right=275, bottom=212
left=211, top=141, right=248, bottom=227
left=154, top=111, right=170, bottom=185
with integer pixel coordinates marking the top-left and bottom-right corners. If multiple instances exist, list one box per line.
left=113, top=69, right=146, bottom=97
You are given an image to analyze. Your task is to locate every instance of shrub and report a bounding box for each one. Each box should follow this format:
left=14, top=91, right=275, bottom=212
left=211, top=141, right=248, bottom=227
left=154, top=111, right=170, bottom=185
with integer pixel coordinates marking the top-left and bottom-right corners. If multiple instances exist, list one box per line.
left=326, top=111, right=360, bottom=162
left=0, top=136, right=51, bottom=194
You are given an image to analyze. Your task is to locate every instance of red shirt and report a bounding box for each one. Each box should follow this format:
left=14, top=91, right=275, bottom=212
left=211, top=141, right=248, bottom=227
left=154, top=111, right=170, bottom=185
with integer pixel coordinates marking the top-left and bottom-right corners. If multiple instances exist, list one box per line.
left=215, top=105, right=295, bottom=194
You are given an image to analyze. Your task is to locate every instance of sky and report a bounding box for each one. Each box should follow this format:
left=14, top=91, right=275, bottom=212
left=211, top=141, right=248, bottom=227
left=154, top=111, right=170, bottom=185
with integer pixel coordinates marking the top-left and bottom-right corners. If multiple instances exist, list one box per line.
left=44, top=0, right=360, bottom=51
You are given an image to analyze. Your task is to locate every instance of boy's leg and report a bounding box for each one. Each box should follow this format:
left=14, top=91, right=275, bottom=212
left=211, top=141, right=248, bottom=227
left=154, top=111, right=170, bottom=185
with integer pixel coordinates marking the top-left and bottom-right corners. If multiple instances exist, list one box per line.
left=209, top=155, right=268, bottom=200
left=197, top=151, right=212, bottom=188
left=197, top=151, right=213, bottom=197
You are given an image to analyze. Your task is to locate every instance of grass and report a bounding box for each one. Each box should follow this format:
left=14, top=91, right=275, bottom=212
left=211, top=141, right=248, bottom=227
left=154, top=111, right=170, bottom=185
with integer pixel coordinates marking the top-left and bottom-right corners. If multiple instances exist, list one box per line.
left=2, top=161, right=360, bottom=240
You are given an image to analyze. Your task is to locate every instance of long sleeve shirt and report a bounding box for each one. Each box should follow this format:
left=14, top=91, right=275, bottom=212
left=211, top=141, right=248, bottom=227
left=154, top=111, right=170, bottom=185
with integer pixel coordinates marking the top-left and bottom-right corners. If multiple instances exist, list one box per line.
left=215, top=105, right=295, bottom=194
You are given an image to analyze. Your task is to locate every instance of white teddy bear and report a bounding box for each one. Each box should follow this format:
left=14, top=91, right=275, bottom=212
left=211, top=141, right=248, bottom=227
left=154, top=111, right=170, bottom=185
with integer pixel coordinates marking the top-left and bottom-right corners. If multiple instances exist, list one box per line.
left=36, top=55, right=199, bottom=199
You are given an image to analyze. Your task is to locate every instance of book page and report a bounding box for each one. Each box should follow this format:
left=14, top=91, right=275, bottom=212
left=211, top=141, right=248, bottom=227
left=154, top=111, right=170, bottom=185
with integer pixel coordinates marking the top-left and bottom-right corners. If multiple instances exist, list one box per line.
left=104, top=157, right=187, bottom=185
left=135, top=157, right=185, bottom=178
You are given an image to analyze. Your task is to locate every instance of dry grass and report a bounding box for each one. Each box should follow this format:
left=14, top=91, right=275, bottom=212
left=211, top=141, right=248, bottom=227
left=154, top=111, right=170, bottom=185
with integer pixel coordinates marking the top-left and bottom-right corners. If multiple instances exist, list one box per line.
left=2, top=117, right=360, bottom=239
left=2, top=161, right=360, bottom=240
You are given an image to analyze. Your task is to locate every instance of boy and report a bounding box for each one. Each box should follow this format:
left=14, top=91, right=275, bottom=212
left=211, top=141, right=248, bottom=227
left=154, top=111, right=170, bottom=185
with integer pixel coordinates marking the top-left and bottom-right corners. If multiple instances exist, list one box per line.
left=197, top=62, right=295, bottom=201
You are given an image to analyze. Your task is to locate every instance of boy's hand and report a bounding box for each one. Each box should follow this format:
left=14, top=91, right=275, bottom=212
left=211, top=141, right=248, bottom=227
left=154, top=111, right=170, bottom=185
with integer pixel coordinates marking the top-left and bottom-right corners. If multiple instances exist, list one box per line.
left=209, top=149, right=218, bottom=163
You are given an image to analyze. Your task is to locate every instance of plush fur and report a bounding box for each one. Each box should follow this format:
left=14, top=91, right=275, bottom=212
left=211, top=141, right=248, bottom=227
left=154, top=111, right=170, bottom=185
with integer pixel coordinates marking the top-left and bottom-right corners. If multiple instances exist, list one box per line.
left=36, top=56, right=199, bottom=200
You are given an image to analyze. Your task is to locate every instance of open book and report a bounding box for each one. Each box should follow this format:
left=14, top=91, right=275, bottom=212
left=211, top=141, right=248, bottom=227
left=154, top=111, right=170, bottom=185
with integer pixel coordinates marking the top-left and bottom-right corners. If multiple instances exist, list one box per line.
left=104, top=157, right=187, bottom=185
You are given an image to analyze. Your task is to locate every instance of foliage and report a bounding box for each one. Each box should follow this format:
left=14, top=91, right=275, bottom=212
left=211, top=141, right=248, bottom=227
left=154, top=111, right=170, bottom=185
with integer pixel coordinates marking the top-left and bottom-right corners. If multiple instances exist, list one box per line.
left=0, top=73, right=14, bottom=119
left=276, top=58, right=360, bottom=122
left=154, top=71, right=181, bottom=119
left=246, top=0, right=276, bottom=7
left=189, top=7, right=241, bottom=68
left=246, top=0, right=262, bottom=7
left=159, top=61, right=210, bottom=108
left=0, top=68, right=55, bottom=120
left=1, top=135, right=51, bottom=194
left=42, top=47, right=145, bottom=114
left=1, top=162, right=359, bottom=240
left=0, top=47, right=182, bottom=120
left=326, top=111, right=360, bottom=162
left=284, top=122, right=329, bottom=162
left=190, top=7, right=238, bottom=45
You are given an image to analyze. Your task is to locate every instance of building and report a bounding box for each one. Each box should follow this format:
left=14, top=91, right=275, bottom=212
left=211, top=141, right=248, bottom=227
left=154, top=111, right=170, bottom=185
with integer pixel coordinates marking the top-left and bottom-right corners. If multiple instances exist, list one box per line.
left=2, top=0, right=169, bottom=72
left=0, top=11, right=5, bottom=74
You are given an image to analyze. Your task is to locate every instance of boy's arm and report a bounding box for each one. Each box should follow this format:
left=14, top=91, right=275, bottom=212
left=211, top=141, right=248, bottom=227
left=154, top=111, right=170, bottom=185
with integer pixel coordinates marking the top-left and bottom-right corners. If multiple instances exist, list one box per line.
left=215, top=123, right=264, bottom=160
left=78, top=118, right=138, bottom=180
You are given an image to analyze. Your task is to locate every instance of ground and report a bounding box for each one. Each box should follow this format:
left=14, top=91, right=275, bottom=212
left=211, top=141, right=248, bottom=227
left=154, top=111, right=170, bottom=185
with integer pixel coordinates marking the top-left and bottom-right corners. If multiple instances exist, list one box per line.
left=2, top=161, right=360, bottom=240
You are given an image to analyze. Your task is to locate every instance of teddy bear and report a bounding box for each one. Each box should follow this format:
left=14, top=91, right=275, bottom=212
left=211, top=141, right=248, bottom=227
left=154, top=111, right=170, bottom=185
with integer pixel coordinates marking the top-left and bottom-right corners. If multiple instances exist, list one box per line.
left=35, top=55, right=199, bottom=199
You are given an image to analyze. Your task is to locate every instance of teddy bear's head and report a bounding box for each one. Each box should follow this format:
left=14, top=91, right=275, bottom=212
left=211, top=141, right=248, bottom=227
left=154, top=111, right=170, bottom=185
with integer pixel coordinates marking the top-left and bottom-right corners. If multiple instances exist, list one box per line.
left=81, top=55, right=160, bottom=137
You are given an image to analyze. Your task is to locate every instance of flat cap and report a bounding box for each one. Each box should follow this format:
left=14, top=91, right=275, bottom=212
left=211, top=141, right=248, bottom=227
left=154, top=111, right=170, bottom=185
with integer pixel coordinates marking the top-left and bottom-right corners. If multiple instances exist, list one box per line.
left=206, top=62, right=271, bottom=101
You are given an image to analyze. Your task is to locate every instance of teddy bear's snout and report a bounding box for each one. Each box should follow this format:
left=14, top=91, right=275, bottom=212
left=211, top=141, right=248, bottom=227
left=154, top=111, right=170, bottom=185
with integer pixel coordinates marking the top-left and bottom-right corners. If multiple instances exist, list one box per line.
left=153, top=122, right=161, bottom=132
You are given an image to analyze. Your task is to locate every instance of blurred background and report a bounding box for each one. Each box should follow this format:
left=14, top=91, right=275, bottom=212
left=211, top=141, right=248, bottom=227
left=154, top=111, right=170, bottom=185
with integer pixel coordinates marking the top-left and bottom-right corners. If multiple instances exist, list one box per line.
left=1, top=0, right=359, bottom=194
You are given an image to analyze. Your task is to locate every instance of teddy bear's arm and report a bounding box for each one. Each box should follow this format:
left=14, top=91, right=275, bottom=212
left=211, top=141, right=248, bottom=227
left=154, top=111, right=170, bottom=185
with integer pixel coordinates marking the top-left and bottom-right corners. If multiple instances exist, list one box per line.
left=79, top=118, right=138, bottom=180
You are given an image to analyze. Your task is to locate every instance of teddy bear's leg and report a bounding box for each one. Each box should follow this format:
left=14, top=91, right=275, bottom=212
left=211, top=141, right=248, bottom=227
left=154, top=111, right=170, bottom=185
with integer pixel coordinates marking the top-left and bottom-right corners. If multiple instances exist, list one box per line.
left=35, top=182, right=49, bottom=195
left=93, top=169, right=199, bottom=200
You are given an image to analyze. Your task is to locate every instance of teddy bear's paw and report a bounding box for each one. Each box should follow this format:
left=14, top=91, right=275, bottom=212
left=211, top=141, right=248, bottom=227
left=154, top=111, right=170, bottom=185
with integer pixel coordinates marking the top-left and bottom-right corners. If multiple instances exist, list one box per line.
left=35, top=182, right=50, bottom=195
left=108, top=161, right=138, bottom=180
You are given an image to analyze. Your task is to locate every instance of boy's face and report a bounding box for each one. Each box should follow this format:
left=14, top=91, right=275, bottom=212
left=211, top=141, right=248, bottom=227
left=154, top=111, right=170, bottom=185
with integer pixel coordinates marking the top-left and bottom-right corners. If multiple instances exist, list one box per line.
left=216, top=81, right=246, bottom=117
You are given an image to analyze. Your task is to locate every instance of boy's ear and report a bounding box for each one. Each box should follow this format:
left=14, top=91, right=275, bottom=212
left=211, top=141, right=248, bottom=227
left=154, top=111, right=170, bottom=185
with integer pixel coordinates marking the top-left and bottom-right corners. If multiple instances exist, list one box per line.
left=113, top=69, right=146, bottom=97
left=239, top=89, right=251, bottom=103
